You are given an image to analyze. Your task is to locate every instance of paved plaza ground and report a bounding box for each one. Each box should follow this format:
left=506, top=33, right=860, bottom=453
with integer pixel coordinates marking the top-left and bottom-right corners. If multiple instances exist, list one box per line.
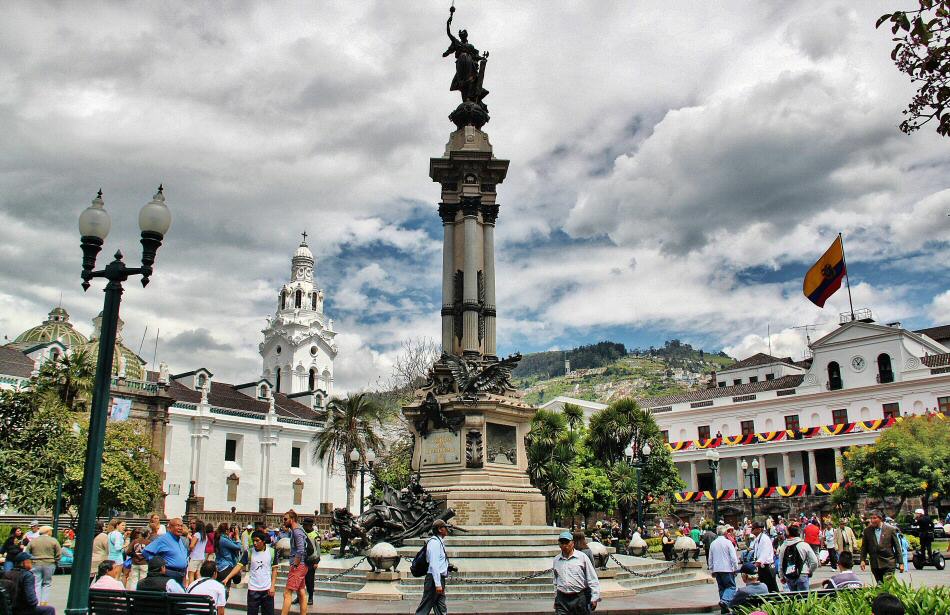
left=39, top=562, right=949, bottom=614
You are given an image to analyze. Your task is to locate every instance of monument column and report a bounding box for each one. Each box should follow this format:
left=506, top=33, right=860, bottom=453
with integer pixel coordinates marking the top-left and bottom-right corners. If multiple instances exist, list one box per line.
left=439, top=203, right=457, bottom=353
left=482, top=204, right=498, bottom=360
left=461, top=198, right=480, bottom=358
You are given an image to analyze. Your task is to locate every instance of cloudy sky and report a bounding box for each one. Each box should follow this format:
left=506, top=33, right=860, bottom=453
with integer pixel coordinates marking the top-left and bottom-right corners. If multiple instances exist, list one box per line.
left=1, top=1, right=948, bottom=392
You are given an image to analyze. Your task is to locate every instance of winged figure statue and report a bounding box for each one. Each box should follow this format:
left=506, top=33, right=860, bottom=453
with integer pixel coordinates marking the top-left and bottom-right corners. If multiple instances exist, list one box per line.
left=442, top=352, right=521, bottom=396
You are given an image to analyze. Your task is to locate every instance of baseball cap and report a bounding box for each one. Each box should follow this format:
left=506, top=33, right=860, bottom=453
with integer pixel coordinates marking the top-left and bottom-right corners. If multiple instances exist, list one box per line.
left=915, top=509, right=925, bottom=515
left=246, top=524, right=254, bottom=530
left=751, top=521, right=765, bottom=530
left=432, top=519, right=447, bottom=530
left=558, top=531, right=574, bottom=542
left=147, top=556, right=166, bottom=573
left=29, top=520, right=39, bottom=527
left=13, top=552, right=33, bottom=563
left=740, top=562, right=758, bottom=575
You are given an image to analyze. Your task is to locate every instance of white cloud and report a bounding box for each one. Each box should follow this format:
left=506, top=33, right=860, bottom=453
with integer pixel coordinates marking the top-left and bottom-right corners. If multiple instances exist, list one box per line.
left=930, top=291, right=950, bottom=324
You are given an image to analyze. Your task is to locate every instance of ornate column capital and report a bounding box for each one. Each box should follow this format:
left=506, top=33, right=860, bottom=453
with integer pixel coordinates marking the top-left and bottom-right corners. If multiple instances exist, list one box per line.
left=461, top=196, right=481, bottom=217
left=438, top=202, right=458, bottom=224
left=481, top=203, right=499, bottom=224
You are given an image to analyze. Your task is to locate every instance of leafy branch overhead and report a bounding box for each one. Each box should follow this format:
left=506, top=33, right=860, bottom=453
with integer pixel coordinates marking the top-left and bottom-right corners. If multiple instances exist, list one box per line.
left=878, top=1, right=950, bottom=136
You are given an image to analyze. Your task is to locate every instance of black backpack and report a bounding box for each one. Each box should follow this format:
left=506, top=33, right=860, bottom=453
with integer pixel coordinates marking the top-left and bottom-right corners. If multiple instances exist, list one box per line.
left=782, top=542, right=805, bottom=580
left=411, top=537, right=446, bottom=578
left=303, top=531, right=320, bottom=565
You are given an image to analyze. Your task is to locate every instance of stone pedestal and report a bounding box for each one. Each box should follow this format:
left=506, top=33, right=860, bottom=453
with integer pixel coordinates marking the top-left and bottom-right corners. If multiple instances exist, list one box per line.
left=346, top=571, right=403, bottom=601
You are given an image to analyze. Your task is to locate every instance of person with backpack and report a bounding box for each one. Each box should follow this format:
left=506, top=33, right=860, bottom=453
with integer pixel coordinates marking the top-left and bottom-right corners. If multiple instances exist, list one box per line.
left=301, top=517, right=321, bottom=606
left=280, top=510, right=310, bottom=615
left=213, top=523, right=242, bottom=595
left=2, top=552, right=55, bottom=615
left=223, top=531, right=279, bottom=615
left=186, top=560, right=227, bottom=615
left=413, top=519, right=451, bottom=615
left=777, top=524, right=818, bottom=591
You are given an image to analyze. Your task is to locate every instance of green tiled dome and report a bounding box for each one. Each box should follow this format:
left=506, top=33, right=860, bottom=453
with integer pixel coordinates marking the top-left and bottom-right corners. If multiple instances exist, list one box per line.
left=74, top=312, right=146, bottom=381
left=11, top=307, right=88, bottom=349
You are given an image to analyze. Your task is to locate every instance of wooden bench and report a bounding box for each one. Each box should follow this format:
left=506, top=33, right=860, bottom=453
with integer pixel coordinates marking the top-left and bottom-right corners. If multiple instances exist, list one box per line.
left=89, top=588, right=216, bottom=614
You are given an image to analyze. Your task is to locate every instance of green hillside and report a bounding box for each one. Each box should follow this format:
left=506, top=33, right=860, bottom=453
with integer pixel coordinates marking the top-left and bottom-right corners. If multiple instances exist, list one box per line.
left=514, top=339, right=734, bottom=407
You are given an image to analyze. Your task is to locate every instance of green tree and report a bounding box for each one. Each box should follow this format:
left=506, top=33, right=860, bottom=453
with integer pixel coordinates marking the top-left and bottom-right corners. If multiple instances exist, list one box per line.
left=34, top=348, right=95, bottom=411
left=526, top=408, right=578, bottom=523
left=564, top=465, right=617, bottom=527
left=312, top=393, right=385, bottom=510
left=562, top=403, right=585, bottom=433
left=877, top=2, right=950, bottom=136
left=842, top=415, right=950, bottom=516
left=370, top=421, right=414, bottom=500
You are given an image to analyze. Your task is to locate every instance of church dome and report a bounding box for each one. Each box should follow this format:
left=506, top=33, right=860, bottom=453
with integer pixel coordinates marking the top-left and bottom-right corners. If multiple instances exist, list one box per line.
left=11, top=307, right=89, bottom=349
left=294, top=241, right=313, bottom=262
left=73, top=312, right=146, bottom=381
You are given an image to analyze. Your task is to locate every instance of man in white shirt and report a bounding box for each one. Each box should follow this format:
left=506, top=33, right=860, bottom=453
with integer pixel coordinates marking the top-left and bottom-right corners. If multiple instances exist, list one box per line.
left=25, top=521, right=41, bottom=543
left=222, top=531, right=278, bottom=615
left=707, top=525, right=739, bottom=605
left=414, top=519, right=450, bottom=615
left=552, top=531, right=600, bottom=614
left=749, top=521, right=778, bottom=592
left=186, top=561, right=227, bottom=615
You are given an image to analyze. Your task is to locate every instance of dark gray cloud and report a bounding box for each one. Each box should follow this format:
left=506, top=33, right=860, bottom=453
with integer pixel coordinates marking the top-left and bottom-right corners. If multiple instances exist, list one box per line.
left=165, top=328, right=234, bottom=353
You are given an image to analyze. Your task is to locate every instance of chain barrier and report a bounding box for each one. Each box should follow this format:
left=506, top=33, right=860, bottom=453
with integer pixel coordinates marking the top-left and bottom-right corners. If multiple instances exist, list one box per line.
left=608, top=553, right=679, bottom=578
left=398, top=557, right=554, bottom=584
left=317, top=557, right=367, bottom=582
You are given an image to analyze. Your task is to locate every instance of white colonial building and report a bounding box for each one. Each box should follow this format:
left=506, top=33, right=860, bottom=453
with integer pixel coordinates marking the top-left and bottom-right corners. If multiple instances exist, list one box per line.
left=1, top=239, right=349, bottom=521
left=543, top=315, right=950, bottom=522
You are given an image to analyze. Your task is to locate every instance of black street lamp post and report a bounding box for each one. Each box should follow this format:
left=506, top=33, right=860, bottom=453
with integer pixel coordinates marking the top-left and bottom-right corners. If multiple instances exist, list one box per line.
left=65, top=187, right=171, bottom=615
left=349, top=448, right=376, bottom=514
left=741, top=457, right=760, bottom=521
left=705, top=449, right=720, bottom=526
left=624, top=440, right=652, bottom=534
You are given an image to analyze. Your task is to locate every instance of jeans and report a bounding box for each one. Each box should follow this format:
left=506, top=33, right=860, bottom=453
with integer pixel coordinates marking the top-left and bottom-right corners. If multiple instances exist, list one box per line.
left=785, top=575, right=810, bottom=592
left=34, top=563, right=55, bottom=604
left=712, top=572, right=736, bottom=600
left=248, top=589, right=275, bottom=615
left=414, top=573, right=447, bottom=615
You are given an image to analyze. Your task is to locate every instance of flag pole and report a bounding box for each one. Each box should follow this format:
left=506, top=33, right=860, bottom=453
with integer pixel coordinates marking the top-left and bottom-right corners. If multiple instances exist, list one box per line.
left=839, top=232, right=856, bottom=321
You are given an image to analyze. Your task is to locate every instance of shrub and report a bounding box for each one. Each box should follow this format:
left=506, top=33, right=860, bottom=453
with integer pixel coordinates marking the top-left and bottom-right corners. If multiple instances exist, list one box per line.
left=736, top=578, right=950, bottom=615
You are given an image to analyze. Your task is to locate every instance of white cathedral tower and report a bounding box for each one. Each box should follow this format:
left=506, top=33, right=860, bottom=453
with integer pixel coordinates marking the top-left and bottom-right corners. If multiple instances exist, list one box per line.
left=259, top=234, right=337, bottom=408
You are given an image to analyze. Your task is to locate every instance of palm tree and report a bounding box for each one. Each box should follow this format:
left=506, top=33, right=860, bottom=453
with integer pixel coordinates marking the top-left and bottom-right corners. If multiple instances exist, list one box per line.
left=526, top=409, right=576, bottom=524
left=562, top=403, right=585, bottom=433
left=34, top=349, right=95, bottom=412
left=311, top=393, right=385, bottom=511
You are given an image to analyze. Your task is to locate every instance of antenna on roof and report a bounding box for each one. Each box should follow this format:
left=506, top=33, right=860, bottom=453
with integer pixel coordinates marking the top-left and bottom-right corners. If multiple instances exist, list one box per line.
left=792, top=324, right=818, bottom=360
left=138, top=325, right=148, bottom=357
left=152, top=328, right=160, bottom=369
left=767, top=323, right=772, bottom=357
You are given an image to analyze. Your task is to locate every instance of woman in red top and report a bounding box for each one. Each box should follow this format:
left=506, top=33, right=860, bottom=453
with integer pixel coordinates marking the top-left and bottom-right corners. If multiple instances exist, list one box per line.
left=803, top=520, right=822, bottom=557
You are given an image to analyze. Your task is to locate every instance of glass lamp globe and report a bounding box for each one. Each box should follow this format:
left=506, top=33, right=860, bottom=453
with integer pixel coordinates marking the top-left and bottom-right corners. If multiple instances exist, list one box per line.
left=349, top=449, right=361, bottom=462
left=741, top=459, right=748, bottom=471
left=705, top=449, right=720, bottom=462
left=624, top=445, right=634, bottom=458
left=752, top=458, right=760, bottom=470
left=139, top=186, right=172, bottom=235
left=79, top=191, right=111, bottom=240
left=365, top=449, right=377, bottom=463
left=641, top=442, right=652, bottom=457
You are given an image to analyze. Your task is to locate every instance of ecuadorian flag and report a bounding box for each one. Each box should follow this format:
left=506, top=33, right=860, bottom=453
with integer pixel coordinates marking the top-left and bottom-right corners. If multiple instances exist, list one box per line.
left=803, top=236, right=846, bottom=307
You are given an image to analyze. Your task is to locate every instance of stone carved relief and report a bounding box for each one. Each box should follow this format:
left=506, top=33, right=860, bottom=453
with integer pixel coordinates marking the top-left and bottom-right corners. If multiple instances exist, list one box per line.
left=413, top=392, right=464, bottom=438
left=465, top=429, right=484, bottom=468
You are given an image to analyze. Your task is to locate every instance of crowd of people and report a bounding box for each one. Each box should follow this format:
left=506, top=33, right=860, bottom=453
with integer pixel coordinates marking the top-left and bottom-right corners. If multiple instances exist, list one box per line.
left=0, top=511, right=327, bottom=615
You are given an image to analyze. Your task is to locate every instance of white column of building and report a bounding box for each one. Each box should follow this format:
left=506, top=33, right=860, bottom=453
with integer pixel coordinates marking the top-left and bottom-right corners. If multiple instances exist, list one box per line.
left=833, top=448, right=844, bottom=482
left=758, top=455, right=769, bottom=487
left=439, top=204, right=456, bottom=353
left=782, top=452, right=792, bottom=486
left=736, top=459, right=745, bottom=492
left=689, top=462, right=698, bottom=491
left=461, top=204, right=479, bottom=357
left=807, top=450, right=818, bottom=486
left=482, top=207, right=497, bottom=360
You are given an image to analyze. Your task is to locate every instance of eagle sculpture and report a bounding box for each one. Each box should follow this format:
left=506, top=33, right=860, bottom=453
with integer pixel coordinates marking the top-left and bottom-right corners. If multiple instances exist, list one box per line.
left=442, top=352, right=521, bottom=397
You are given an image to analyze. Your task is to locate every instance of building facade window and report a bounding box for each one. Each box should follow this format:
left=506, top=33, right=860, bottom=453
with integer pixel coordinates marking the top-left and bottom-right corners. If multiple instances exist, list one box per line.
left=832, top=408, right=849, bottom=425
left=280, top=291, right=287, bottom=310
left=308, top=368, right=316, bottom=391
left=765, top=373, right=775, bottom=381
left=882, top=402, right=900, bottom=419
left=225, top=438, right=237, bottom=462
left=939, top=396, right=949, bottom=415
left=698, top=425, right=711, bottom=441
left=311, top=293, right=317, bottom=310
left=877, top=353, right=894, bottom=384
left=733, top=379, right=742, bottom=386
left=828, top=361, right=843, bottom=390
left=784, top=414, right=800, bottom=431
left=661, top=430, right=669, bottom=443
left=749, top=376, right=758, bottom=383
left=295, top=289, right=302, bottom=308
left=275, top=368, right=281, bottom=393
left=741, top=420, right=755, bottom=436
left=717, top=381, right=726, bottom=388
left=259, top=384, right=269, bottom=399
left=291, top=446, right=302, bottom=469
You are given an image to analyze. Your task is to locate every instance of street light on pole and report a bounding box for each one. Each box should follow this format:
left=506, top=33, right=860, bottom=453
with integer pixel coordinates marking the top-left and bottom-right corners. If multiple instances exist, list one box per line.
left=705, top=449, right=720, bottom=526
left=65, top=187, right=170, bottom=615
left=349, top=448, right=376, bottom=515
left=741, top=458, right=760, bottom=521
left=624, top=440, right=652, bottom=534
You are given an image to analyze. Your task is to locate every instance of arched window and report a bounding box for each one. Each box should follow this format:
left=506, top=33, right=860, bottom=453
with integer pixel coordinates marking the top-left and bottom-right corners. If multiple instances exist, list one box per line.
left=311, top=293, right=317, bottom=310
left=197, top=374, right=207, bottom=389
left=259, top=384, right=269, bottom=399
left=280, top=291, right=287, bottom=310
left=827, top=361, right=843, bottom=390
left=877, top=353, right=894, bottom=384
left=275, top=368, right=281, bottom=393
left=295, top=289, right=302, bottom=308
left=308, top=368, right=317, bottom=391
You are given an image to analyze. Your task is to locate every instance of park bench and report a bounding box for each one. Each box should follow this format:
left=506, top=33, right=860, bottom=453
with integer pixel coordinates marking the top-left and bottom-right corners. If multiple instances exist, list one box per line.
left=89, top=588, right=215, bottom=614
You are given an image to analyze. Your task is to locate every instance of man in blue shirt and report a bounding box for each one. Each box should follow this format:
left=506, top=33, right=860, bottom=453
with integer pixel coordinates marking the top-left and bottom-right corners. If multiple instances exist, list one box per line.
left=415, top=519, right=450, bottom=615
left=143, top=517, right=189, bottom=584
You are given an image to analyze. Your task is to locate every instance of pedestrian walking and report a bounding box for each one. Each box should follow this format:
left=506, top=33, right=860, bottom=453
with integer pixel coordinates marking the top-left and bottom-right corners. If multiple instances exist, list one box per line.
left=803, top=519, right=821, bottom=557
left=552, top=530, right=600, bottom=614
left=280, top=510, right=310, bottom=615
left=136, top=556, right=186, bottom=593
left=214, top=522, right=242, bottom=594
left=572, top=531, right=593, bottom=563
left=142, top=517, right=190, bottom=585
left=860, top=510, right=904, bottom=584
left=415, top=519, right=450, bottom=615
left=834, top=518, right=857, bottom=561
left=90, top=522, right=109, bottom=582
left=301, top=517, right=321, bottom=606
left=107, top=519, right=126, bottom=563
left=661, top=529, right=675, bottom=561
left=707, top=525, right=739, bottom=606
left=187, top=518, right=207, bottom=585
left=2, top=552, right=55, bottom=615
left=223, top=531, right=279, bottom=615
left=125, top=529, right=149, bottom=589
left=822, top=522, right=838, bottom=568
left=25, top=526, right=60, bottom=606
left=777, top=524, right=818, bottom=591
left=186, top=560, right=227, bottom=615
left=747, top=521, right=778, bottom=593
left=90, top=560, right=126, bottom=591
